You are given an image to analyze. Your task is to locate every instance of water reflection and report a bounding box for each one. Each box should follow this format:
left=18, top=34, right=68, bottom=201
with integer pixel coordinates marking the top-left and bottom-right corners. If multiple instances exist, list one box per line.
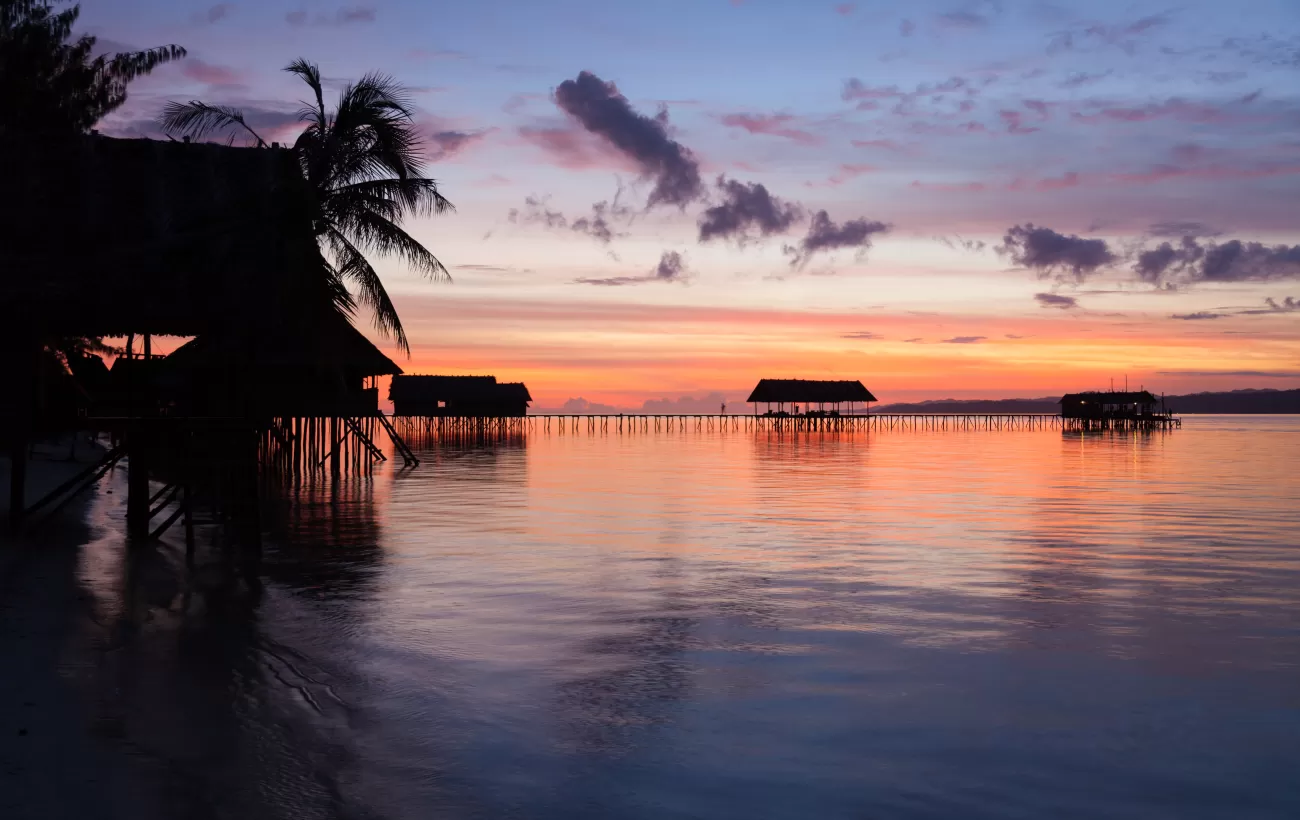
left=14, top=418, right=1300, bottom=818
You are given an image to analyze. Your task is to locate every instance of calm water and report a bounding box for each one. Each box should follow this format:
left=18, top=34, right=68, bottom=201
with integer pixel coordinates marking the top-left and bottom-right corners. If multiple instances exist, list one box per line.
left=52, top=418, right=1300, bottom=817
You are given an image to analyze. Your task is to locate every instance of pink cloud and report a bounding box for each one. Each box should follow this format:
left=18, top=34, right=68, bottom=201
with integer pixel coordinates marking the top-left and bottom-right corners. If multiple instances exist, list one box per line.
left=180, top=58, right=241, bottom=86
left=998, top=109, right=1039, bottom=134
left=910, top=180, right=987, bottom=193
left=719, top=113, right=823, bottom=145
left=805, top=164, right=876, bottom=188
left=516, top=125, right=638, bottom=171
left=851, top=138, right=909, bottom=152
left=1072, top=98, right=1230, bottom=125
left=835, top=3, right=856, bottom=14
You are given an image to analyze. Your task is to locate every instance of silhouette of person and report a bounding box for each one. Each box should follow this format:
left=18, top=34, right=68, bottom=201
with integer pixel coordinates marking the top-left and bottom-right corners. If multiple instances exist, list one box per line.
left=721, top=402, right=726, bottom=415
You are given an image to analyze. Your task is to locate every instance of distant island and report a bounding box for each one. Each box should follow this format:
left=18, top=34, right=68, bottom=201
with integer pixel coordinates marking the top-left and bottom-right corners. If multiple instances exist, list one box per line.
left=874, top=389, right=1300, bottom=415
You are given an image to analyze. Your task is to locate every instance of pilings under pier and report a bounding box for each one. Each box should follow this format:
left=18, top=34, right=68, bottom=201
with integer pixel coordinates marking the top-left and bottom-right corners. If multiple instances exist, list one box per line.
left=391, top=413, right=1179, bottom=438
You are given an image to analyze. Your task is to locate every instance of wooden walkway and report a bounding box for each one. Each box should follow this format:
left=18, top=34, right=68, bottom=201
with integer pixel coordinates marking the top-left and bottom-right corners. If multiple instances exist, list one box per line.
left=391, top=413, right=1177, bottom=437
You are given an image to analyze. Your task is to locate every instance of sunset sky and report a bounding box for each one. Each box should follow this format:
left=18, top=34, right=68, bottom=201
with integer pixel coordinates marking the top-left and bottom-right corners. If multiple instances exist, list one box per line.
left=89, top=0, right=1300, bottom=408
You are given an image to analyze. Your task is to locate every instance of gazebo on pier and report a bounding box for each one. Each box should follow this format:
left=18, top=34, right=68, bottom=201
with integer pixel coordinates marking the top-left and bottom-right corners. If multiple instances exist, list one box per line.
left=746, top=379, right=877, bottom=416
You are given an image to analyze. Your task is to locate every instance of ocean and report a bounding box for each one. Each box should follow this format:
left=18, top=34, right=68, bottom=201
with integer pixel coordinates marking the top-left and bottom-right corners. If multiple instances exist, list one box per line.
left=5, top=416, right=1299, bottom=819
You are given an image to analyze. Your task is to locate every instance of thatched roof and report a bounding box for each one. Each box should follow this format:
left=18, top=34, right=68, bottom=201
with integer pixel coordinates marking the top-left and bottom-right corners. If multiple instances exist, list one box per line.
left=1060, top=391, right=1157, bottom=405
left=389, top=375, right=532, bottom=403
left=747, top=379, right=877, bottom=403
left=1, top=133, right=321, bottom=337
left=164, top=309, right=402, bottom=377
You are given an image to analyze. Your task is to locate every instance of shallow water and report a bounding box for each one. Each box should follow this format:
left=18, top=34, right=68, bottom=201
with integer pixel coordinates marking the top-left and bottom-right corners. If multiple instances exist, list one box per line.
left=54, top=417, right=1300, bottom=817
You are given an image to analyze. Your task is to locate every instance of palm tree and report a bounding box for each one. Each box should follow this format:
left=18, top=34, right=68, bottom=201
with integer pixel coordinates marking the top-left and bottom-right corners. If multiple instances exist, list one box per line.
left=1, top=0, right=186, bottom=135
left=160, top=59, right=453, bottom=354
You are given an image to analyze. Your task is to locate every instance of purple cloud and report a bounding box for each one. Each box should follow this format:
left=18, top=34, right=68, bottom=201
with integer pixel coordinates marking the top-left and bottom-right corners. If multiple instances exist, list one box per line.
left=784, top=211, right=890, bottom=268
left=574, top=251, right=688, bottom=286
left=719, top=112, right=822, bottom=145
left=554, top=71, right=703, bottom=209
left=1171, top=312, right=1224, bottom=320
left=1035, top=292, right=1079, bottom=309
left=1136, top=237, right=1300, bottom=284
left=999, top=224, right=1117, bottom=281
left=941, top=336, right=987, bottom=343
left=698, top=177, right=803, bottom=245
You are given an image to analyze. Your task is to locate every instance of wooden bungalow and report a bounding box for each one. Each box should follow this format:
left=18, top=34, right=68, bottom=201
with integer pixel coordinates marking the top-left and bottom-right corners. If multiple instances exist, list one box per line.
left=390, top=375, right=533, bottom=417
left=1059, top=390, right=1164, bottom=421
left=747, top=379, right=877, bottom=416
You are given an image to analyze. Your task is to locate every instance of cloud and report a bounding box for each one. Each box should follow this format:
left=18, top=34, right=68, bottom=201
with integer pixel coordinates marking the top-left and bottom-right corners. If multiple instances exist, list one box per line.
left=904, top=337, right=923, bottom=343
left=1171, top=311, right=1224, bottom=320
left=999, top=224, right=1116, bottom=281
left=1059, top=70, right=1111, bottom=88
left=941, top=336, right=986, bottom=343
left=900, top=19, right=916, bottom=36
left=1148, top=220, right=1221, bottom=239
left=836, top=3, right=857, bottom=15
left=195, top=3, right=232, bottom=24
left=1035, top=292, right=1079, bottom=309
left=1135, top=237, right=1300, bottom=284
left=719, top=112, right=822, bottom=145
left=574, top=251, right=688, bottom=286
left=1048, top=12, right=1173, bottom=54
left=841, top=331, right=882, bottom=340
left=509, top=195, right=568, bottom=229
left=852, top=138, right=908, bottom=152
left=428, top=128, right=493, bottom=161
left=516, top=124, right=634, bottom=170
left=937, top=235, right=986, bottom=253
left=410, top=48, right=467, bottom=60
left=286, top=6, right=375, bottom=26
left=179, top=59, right=241, bottom=86
left=1239, top=296, right=1300, bottom=315
left=554, top=71, right=703, bottom=208
left=697, top=177, right=802, bottom=245
left=937, top=10, right=991, bottom=30
left=806, top=164, right=875, bottom=188
left=783, top=210, right=889, bottom=268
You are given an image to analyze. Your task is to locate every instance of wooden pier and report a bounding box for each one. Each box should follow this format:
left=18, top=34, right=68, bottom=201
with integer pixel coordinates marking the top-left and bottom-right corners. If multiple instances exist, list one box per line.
left=393, top=413, right=1181, bottom=438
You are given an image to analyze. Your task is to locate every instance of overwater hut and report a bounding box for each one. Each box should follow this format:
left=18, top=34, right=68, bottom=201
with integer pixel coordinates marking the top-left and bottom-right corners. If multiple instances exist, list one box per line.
left=390, top=375, right=533, bottom=417
left=747, top=379, right=877, bottom=416
left=1059, top=390, right=1161, bottom=421
left=161, top=310, right=402, bottom=418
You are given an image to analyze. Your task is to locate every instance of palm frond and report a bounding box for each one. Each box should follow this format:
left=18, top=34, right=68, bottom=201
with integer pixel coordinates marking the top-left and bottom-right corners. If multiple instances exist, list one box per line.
left=284, top=58, right=328, bottom=132
left=107, top=45, right=188, bottom=82
left=333, top=207, right=451, bottom=283
left=326, top=229, right=410, bottom=353
left=159, top=100, right=266, bottom=146
left=330, top=177, right=455, bottom=220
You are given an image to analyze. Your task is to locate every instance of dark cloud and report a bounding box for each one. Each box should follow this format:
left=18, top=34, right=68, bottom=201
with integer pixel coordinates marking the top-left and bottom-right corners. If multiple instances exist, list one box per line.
left=783, top=210, right=889, bottom=268
left=937, top=235, right=986, bottom=253
left=1171, top=311, right=1225, bottom=320
left=698, top=177, right=803, bottom=245
left=554, top=71, right=703, bottom=209
left=510, top=193, right=632, bottom=247
left=941, top=336, right=986, bottom=343
left=1136, top=237, right=1300, bottom=284
left=196, top=3, right=233, bottom=24
left=574, top=251, right=688, bottom=286
left=1035, top=292, right=1079, bottom=309
left=841, top=331, right=882, bottom=340
left=1239, top=296, right=1299, bottom=315
left=1200, top=240, right=1300, bottom=282
left=1148, top=220, right=1221, bottom=238
left=428, top=128, right=493, bottom=161
left=999, top=224, right=1116, bottom=281
left=286, top=6, right=374, bottom=26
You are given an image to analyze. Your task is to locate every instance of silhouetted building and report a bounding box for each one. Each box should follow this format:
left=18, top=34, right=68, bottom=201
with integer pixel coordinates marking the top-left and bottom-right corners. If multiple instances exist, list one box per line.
left=747, top=379, right=877, bottom=415
left=1059, top=390, right=1161, bottom=420
left=161, top=311, right=402, bottom=418
left=390, top=375, right=532, bottom=417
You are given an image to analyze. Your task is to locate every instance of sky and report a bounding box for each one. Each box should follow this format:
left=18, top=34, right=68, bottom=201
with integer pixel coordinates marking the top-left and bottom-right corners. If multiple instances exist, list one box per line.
left=86, top=0, right=1300, bottom=409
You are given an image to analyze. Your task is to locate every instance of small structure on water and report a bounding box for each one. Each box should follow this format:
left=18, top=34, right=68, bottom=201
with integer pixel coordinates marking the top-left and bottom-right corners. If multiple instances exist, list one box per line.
left=1059, top=390, right=1162, bottom=421
left=747, top=379, right=877, bottom=416
left=390, top=375, right=533, bottom=417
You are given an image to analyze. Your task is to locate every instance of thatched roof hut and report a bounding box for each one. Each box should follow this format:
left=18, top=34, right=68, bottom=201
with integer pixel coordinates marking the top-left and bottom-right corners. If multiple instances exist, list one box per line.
left=0, top=133, right=323, bottom=338
left=390, top=375, right=532, bottom=417
left=747, top=379, right=877, bottom=406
